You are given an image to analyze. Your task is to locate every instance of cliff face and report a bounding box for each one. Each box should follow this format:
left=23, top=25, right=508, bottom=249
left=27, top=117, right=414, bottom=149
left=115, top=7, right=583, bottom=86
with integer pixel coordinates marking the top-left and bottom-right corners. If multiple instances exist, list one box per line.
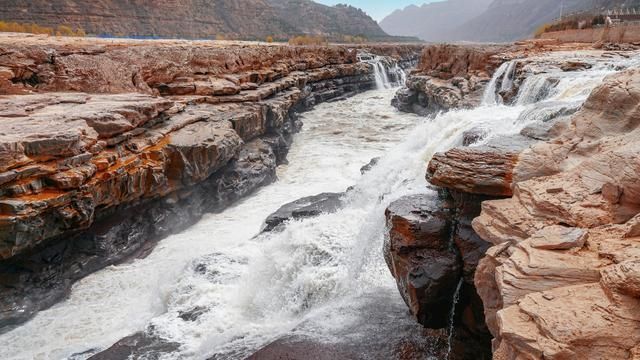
left=0, top=34, right=423, bottom=329
left=0, top=0, right=390, bottom=40
left=473, top=68, right=640, bottom=359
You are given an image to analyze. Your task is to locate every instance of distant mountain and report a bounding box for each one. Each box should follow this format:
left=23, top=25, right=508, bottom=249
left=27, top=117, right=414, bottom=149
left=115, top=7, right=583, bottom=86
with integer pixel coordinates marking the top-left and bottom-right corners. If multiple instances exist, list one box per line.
left=447, top=0, right=602, bottom=42
left=380, top=0, right=493, bottom=42
left=381, top=0, right=640, bottom=43
left=0, top=0, right=401, bottom=41
left=266, top=0, right=388, bottom=39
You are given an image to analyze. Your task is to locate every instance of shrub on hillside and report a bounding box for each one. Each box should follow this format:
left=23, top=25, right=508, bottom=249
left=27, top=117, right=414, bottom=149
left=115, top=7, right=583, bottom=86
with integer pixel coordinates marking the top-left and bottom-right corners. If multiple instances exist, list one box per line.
left=534, top=23, right=552, bottom=38
left=288, top=35, right=328, bottom=46
left=0, top=21, right=85, bottom=36
left=341, top=35, right=367, bottom=44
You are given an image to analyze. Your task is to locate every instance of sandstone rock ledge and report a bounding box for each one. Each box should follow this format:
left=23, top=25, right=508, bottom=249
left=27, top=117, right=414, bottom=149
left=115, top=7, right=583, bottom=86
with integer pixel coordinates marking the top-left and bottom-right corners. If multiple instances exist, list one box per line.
left=0, top=35, right=423, bottom=329
left=472, top=67, right=640, bottom=360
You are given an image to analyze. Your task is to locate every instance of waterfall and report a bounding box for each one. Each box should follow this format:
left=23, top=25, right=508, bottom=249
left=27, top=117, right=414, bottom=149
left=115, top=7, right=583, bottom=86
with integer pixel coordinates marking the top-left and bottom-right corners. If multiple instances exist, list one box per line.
left=392, top=63, right=407, bottom=86
left=500, top=60, right=518, bottom=94
left=379, top=62, right=391, bottom=87
left=482, top=60, right=518, bottom=106
left=372, top=61, right=386, bottom=89
left=515, top=74, right=556, bottom=105
left=372, top=60, right=392, bottom=90
left=360, top=54, right=405, bottom=90
left=446, top=279, right=464, bottom=360
left=481, top=61, right=512, bottom=105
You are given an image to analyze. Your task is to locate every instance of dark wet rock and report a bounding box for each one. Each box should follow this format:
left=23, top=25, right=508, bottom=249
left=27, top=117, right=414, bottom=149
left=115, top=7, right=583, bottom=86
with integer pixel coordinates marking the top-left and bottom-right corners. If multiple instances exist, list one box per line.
left=178, top=306, right=208, bottom=322
left=263, top=192, right=344, bottom=232
left=89, top=332, right=180, bottom=360
left=448, top=190, right=495, bottom=284
left=384, top=194, right=460, bottom=329
left=561, top=61, right=593, bottom=72
left=462, top=128, right=488, bottom=146
left=384, top=191, right=493, bottom=358
left=360, top=157, right=380, bottom=174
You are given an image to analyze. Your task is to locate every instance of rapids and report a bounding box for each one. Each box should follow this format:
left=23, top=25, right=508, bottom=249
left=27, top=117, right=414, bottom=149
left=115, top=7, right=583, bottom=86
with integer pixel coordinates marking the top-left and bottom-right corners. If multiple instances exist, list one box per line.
left=1, top=52, right=637, bottom=360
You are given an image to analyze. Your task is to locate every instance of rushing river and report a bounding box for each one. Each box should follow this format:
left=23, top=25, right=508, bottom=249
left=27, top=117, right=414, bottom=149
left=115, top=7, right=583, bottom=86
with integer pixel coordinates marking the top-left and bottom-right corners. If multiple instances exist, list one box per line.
left=1, top=52, right=637, bottom=360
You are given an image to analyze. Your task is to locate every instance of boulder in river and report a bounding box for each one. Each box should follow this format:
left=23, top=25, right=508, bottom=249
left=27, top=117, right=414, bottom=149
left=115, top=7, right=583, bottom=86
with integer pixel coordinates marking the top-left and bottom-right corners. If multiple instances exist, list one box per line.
left=263, top=192, right=344, bottom=232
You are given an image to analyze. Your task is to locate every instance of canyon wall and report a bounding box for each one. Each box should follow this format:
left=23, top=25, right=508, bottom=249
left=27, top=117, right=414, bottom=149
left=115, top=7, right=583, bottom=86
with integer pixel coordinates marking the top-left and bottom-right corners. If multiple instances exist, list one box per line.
left=0, top=34, right=422, bottom=330
left=473, top=66, right=640, bottom=360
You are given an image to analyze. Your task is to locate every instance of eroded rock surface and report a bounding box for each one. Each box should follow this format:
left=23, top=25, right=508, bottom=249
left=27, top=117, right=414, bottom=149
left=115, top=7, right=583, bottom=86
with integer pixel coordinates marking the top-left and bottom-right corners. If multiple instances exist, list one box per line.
left=471, top=68, right=640, bottom=359
left=0, top=35, right=423, bottom=329
left=392, top=44, right=509, bottom=115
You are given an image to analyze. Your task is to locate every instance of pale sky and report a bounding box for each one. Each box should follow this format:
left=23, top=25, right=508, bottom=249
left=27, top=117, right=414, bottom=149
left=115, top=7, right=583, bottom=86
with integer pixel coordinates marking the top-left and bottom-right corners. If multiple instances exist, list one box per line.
left=316, top=0, right=441, bottom=21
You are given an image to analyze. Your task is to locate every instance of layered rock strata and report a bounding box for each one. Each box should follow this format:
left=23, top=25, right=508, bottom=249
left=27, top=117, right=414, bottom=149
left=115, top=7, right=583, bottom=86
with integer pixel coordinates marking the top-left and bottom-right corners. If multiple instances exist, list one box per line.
left=392, top=44, right=511, bottom=115
left=0, top=35, right=422, bottom=330
left=392, top=41, right=599, bottom=116
left=472, top=67, right=640, bottom=360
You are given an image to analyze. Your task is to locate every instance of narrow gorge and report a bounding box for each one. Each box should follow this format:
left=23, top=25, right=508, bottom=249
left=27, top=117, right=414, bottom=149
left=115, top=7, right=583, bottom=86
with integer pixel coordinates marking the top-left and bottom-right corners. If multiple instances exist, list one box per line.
left=1, top=33, right=639, bottom=360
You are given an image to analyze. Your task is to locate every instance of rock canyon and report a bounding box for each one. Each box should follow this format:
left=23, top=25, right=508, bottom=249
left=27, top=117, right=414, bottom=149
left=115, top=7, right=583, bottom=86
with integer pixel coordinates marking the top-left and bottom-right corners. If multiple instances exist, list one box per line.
left=0, top=30, right=639, bottom=360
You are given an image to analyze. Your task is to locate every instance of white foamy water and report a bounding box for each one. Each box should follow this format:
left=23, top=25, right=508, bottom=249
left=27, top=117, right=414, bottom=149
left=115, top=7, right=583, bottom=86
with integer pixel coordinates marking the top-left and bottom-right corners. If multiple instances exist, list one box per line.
left=1, top=52, right=637, bottom=360
left=364, top=56, right=406, bottom=90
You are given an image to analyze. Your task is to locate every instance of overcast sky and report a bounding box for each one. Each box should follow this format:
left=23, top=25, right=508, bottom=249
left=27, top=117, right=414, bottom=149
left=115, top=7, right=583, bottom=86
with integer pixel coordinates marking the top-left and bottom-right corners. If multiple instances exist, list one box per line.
left=316, top=0, right=440, bottom=21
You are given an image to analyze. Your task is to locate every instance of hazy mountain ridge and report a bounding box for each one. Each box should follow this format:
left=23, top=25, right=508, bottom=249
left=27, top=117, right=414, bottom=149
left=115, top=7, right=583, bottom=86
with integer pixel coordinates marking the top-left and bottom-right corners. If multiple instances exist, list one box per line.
left=380, top=0, right=493, bottom=42
left=381, top=0, right=640, bottom=43
left=0, top=0, right=394, bottom=40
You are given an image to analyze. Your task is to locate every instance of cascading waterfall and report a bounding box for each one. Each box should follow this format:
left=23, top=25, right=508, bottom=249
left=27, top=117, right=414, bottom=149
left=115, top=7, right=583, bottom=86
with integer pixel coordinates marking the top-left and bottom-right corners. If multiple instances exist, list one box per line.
left=394, top=63, right=408, bottom=85
left=364, top=55, right=407, bottom=90
left=378, top=62, right=391, bottom=87
left=500, top=60, right=518, bottom=94
left=1, top=53, right=637, bottom=360
left=515, top=74, right=556, bottom=105
left=481, top=60, right=513, bottom=105
left=446, top=279, right=464, bottom=360
left=373, top=61, right=387, bottom=90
